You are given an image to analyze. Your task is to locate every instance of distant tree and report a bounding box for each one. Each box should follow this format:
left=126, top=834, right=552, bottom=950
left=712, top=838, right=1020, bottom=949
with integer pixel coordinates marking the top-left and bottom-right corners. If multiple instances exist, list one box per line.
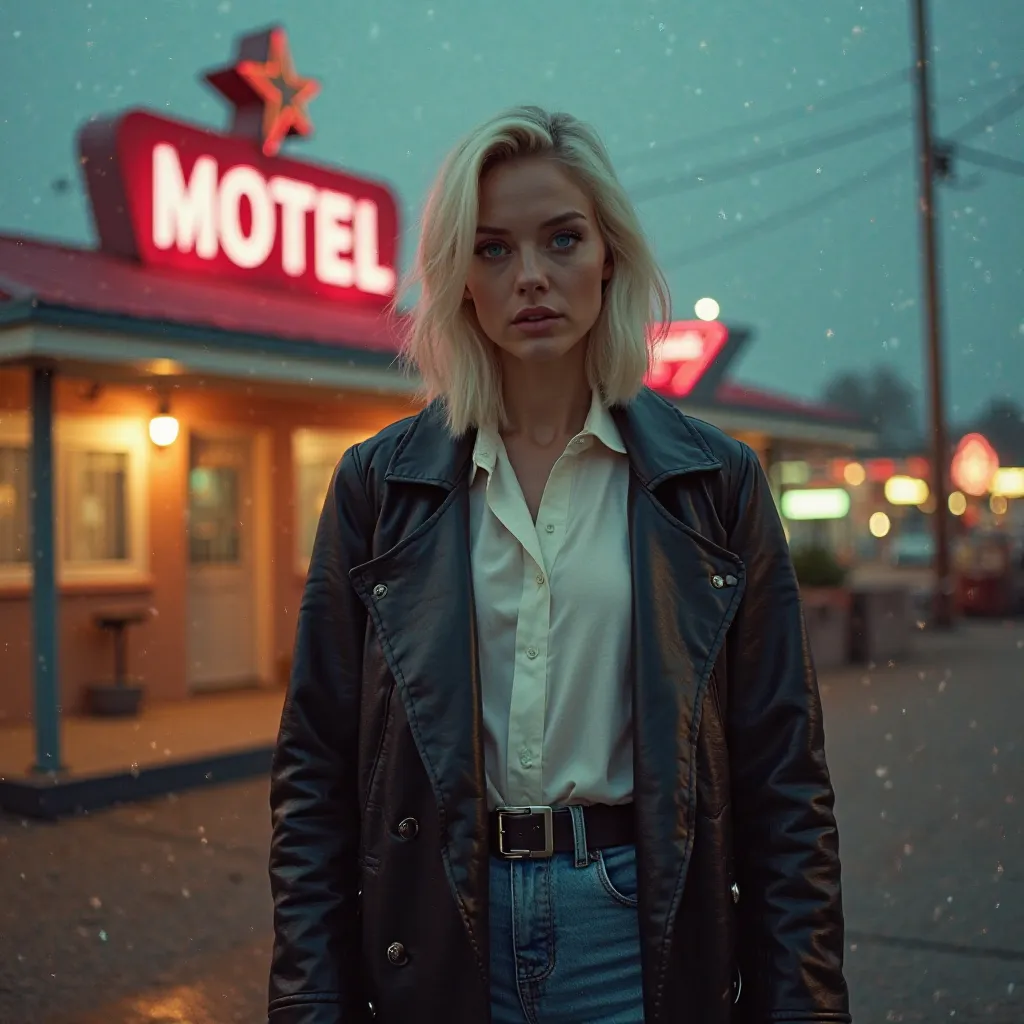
left=822, top=366, right=923, bottom=450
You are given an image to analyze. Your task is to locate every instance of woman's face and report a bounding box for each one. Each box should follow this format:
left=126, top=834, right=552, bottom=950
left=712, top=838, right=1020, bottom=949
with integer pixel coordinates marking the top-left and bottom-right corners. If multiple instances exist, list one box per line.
left=464, top=157, right=611, bottom=366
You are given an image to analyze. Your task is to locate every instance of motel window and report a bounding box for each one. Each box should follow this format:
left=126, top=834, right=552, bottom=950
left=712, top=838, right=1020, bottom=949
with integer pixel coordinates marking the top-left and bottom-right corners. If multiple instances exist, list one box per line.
left=63, top=450, right=129, bottom=562
left=0, top=413, right=148, bottom=586
left=0, top=443, right=31, bottom=569
left=292, top=429, right=371, bottom=572
left=57, top=417, right=149, bottom=583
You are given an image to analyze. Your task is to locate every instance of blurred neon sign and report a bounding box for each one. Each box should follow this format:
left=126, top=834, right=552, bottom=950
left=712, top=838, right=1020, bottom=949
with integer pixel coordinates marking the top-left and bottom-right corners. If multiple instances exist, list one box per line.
left=645, top=319, right=728, bottom=398
left=780, top=488, right=851, bottom=521
left=950, top=433, right=999, bottom=497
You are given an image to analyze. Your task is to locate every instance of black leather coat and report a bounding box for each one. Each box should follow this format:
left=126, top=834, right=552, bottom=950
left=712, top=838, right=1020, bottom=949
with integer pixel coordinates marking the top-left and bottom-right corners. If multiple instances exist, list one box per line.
left=268, top=387, right=850, bottom=1024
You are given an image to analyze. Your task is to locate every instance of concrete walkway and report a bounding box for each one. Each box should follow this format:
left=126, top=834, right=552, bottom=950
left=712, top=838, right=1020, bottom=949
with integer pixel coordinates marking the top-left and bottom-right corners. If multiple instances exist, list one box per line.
left=0, top=688, right=284, bottom=780
left=0, top=620, right=1020, bottom=1022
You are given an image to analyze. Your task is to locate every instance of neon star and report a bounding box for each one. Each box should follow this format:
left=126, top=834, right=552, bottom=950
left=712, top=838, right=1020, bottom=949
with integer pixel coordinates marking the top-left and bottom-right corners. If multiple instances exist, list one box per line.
left=204, top=26, right=320, bottom=157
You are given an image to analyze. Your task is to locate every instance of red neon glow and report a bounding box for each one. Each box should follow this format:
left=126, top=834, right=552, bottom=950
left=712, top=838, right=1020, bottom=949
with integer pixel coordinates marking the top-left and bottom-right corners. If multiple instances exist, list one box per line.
left=644, top=319, right=728, bottom=398
left=79, top=111, right=399, bottom=308
left=906, top=456, right=930, bottom=479
left=206, top=27, right=320, bottom=158
left=951, top=432, right=999, bottom=497
left=866, top=459, right=896, bottom=483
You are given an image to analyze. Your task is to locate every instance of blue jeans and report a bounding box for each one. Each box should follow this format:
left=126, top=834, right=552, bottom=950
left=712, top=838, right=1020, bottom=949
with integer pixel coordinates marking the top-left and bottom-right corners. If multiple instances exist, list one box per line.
left=489, top=808, right=645, bottom=1023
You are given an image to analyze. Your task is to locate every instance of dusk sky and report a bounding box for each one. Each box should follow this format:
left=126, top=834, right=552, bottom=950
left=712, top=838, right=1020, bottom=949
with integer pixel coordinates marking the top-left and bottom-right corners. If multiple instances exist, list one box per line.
left=0, top=0, right=1020, bottom=418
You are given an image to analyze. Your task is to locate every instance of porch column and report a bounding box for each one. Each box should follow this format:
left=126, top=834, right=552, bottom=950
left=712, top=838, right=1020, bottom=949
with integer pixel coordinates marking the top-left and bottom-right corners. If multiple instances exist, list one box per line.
left=30, top=365, right=62, bottom=773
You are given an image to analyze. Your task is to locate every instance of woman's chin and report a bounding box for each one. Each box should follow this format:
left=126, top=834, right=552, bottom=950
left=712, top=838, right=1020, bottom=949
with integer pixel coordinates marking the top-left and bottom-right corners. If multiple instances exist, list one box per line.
left=499, top=332, right=586, bottom=366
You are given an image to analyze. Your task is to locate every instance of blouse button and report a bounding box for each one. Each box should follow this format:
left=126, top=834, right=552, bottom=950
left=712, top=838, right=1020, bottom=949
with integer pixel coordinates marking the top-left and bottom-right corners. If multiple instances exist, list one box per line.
left=545, top=523, right=555, bottom=534
left=526, top=647, right=538, bottom=660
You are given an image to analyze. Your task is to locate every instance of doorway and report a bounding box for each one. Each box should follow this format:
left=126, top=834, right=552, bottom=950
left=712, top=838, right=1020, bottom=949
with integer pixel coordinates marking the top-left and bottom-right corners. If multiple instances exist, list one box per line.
left=186, top=429, right=270, bottom=691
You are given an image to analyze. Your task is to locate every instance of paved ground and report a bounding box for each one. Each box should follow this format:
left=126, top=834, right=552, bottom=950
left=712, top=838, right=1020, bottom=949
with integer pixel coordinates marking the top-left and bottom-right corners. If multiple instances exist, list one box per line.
left=1, top=620, right=1021, bottom=1023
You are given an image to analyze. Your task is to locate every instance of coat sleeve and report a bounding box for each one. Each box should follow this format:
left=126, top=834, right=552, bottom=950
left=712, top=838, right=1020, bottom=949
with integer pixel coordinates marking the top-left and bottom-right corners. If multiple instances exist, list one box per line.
left=724, top=443, right=851, bottom=1023
left=268, top=446, right=375, bottom=1024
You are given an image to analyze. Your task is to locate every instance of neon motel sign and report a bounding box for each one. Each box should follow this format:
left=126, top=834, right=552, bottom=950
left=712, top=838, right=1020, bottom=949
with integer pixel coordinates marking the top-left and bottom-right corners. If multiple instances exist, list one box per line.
left=149, top=137, right=394, bottom=294
left=645, top=319, right=728, bottom=398
left=77, top=28, right=399, bottom=309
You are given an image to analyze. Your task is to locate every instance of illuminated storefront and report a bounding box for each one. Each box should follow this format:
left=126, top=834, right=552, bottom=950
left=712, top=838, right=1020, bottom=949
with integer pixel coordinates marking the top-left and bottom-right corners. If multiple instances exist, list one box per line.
left=0, top=27, right=871, bottom=763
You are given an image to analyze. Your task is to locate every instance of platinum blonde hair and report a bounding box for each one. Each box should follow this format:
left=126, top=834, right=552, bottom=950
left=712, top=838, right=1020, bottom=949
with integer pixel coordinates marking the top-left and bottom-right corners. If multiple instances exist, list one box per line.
left=399, top=105, right=671, bottom=436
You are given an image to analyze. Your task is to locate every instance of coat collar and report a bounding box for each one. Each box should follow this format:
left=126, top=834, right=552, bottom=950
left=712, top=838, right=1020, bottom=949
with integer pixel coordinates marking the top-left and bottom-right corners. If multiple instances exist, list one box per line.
left=385, top=386, right=722, bottom=491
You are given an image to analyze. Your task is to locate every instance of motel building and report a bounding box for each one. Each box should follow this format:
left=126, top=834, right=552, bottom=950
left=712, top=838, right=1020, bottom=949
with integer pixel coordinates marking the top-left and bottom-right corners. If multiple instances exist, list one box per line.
left=0, top=27, right=872, bottom=816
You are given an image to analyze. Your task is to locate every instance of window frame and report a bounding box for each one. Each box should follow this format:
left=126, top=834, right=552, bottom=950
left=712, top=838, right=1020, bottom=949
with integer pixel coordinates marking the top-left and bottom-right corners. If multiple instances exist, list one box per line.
left=0, top=412, right=31, bottom=586
left=57, top=415, right=150, bottom=584
left=292, top=428, right=370, bottom=575
left=0, top=412, right=150, bottom=588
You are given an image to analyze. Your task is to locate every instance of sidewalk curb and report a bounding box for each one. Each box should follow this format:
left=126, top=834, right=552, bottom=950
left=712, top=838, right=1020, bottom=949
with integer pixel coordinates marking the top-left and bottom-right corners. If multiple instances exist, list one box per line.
left=0, top=744, right=273, bottom=820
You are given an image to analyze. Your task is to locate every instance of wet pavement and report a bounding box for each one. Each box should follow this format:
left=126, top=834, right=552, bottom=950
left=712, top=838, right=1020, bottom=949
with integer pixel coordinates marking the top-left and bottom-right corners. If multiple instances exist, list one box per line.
left=1, top=619, right=1022, bottom=1023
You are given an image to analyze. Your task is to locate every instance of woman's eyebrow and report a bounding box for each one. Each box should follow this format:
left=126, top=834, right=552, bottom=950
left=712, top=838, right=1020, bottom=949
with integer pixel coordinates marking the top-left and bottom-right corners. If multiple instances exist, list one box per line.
left=475, top=210, right=587, bottom=235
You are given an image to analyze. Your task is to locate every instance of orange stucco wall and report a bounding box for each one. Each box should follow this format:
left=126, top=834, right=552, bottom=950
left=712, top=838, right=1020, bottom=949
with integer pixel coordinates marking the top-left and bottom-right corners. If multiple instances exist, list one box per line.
left=0, top=368, right=419, bottom=723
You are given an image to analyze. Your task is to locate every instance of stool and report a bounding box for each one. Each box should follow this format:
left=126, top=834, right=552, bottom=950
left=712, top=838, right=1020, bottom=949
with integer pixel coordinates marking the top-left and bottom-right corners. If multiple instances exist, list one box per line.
left=87, top=607, right=149, bottom=716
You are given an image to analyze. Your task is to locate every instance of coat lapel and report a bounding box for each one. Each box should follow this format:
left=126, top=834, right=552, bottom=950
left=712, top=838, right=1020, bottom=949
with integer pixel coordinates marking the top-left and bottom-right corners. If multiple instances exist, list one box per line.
left=614, top=390, right=748, bottom=998
left=347, top=406, right=490, bottom=972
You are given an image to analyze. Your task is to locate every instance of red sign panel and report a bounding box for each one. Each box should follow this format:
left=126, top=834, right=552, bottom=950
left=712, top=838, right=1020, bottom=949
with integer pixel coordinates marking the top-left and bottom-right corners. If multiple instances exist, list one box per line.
left=951, top=432, right=999, bottom=497
left=79, top=110, right=399, bottom=310
left=644, top=319, right=728, bottom=398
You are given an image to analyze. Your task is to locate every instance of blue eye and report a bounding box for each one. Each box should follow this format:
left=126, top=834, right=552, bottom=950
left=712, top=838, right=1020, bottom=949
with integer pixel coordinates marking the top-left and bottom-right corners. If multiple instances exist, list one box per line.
left=476, top=240, right=508, bottom=259
left=551, top=230, right=581, bottom=250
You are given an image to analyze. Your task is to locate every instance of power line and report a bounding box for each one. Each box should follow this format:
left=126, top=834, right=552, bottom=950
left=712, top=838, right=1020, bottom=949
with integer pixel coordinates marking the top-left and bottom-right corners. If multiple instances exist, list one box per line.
left=631, top=109, right=908, bottom=201
left=658, top=148, right=908, bottom=270
left=955, top=143, right=1024, bottom=178
left=630, top=73, right=1024, bottom=202
left=615, top=67, right=912, bottom=172
left=947, top=82, right=1024, bottom=141
left=653, top=79, right=1024, bottom=269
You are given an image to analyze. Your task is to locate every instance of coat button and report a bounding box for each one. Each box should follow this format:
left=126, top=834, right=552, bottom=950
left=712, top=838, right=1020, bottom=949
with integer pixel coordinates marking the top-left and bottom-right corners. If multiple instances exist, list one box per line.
left=711, top=575, right=725, bottom=589
left=372, top=583, right=388, bottom=599
left=386, top=941, right=408, bottom=966
left=397, top=817, right=419, bottom=840
left=731, top=881, right=740, bottom=904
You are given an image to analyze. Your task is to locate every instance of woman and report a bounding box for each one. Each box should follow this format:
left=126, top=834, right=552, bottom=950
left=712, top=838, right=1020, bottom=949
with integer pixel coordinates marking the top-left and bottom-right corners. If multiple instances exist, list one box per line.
left=268, top=106, right=850, bottom=1024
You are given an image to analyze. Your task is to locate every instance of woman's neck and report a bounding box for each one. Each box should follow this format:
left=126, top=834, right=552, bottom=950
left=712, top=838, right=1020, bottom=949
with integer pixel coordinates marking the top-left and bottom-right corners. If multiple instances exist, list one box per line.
left=499, top=349, right=592, bottom=446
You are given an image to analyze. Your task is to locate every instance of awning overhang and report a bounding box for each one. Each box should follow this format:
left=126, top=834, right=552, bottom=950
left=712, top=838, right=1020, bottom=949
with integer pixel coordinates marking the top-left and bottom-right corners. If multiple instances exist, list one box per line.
left=0, top=305, right=417, bottom=398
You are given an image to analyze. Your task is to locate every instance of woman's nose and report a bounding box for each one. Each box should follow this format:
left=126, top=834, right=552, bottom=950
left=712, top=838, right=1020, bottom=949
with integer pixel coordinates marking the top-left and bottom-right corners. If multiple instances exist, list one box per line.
left=514, top=248, right=548, bottom=292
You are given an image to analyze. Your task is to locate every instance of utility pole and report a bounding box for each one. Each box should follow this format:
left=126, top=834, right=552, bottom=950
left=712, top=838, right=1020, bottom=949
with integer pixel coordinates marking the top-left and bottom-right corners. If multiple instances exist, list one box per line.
left=910, top=0, right=955, bottom=628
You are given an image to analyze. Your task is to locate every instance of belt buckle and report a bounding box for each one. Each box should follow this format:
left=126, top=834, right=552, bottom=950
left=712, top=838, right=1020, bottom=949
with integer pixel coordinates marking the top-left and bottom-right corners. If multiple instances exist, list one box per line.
left=496, top=805, right=554, bottom=859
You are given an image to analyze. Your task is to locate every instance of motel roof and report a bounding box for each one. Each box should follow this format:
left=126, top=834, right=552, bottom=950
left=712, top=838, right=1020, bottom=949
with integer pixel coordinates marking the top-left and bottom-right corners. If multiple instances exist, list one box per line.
left=0, top=233, right=875, bottom=448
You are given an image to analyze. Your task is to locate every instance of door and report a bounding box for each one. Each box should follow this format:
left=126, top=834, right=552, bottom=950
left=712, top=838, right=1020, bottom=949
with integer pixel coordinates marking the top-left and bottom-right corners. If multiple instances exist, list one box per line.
left=187, top=432, right=258, bottom=690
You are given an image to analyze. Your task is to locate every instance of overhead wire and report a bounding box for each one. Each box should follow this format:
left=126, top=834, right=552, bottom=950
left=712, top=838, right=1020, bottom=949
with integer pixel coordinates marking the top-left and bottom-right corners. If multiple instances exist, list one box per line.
left=630, top=73, right=1024, bottom=203
left=657, top=149, right=908, bottom=270
left=946, top=82, right=1024, bottom=141
left=630, top=109, right=909, bottom=201
left=954, top=144, right=1024, bottom=178
left=654, top=77, right=1024, bottom=270
left=614, top=67, right=912, bottom=172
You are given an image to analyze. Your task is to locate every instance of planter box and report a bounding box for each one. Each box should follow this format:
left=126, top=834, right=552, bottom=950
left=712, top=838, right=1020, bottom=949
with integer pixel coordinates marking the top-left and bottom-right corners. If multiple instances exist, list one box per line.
left=849, top=585, right=913, bottom=664
left=801, top=587, right=851, bottom=672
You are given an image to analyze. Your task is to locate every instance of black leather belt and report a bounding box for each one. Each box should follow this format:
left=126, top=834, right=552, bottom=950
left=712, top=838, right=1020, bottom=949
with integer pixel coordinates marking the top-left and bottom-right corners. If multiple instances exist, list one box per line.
left=489, top=804, right=635, bottom=859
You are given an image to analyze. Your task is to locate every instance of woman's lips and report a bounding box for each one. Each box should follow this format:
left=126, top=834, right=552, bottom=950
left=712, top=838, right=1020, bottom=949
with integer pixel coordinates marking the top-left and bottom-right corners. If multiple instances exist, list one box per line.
left=512, top=314, right=564, bottom=335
